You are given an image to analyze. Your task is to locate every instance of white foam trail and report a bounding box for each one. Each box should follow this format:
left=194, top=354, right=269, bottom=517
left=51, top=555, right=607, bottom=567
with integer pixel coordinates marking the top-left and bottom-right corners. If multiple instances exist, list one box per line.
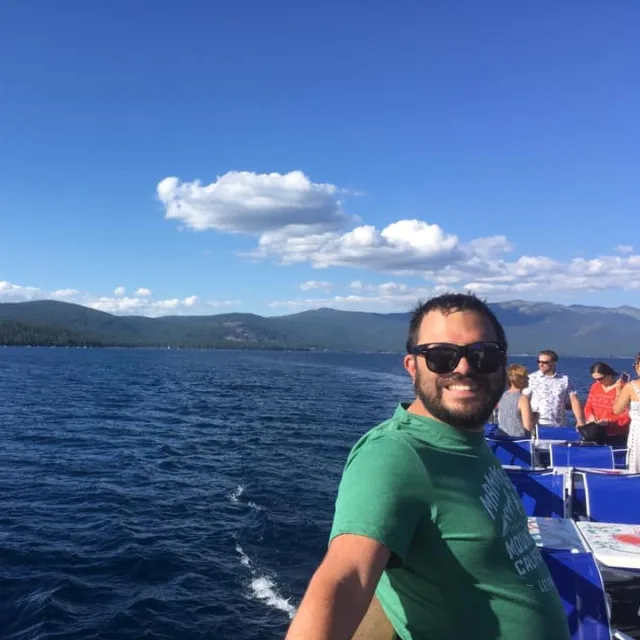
left=235, top=544, right=252, bottom=568
left=235, top=543, right=297, bottom=619
left=229, top=484, right=263, bottom=511
left=229, top=485, right=244, bottom=504
left=250, top=576, right=297, bottom=619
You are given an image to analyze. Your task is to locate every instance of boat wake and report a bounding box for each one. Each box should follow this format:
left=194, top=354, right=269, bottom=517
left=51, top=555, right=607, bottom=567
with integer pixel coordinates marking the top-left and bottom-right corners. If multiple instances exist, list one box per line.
left=234, top=543, right=297, bottom=620
left=228, top=484, right=264, bottom=512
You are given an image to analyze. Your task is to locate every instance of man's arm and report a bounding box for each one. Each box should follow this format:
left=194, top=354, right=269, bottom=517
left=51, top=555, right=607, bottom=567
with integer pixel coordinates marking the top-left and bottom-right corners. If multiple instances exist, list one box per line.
left=286, top=534, right=390, bottom=640
left=288, top=433, right=426, bottom=640
left=569, top=392, right=585, bottom=426
left=565, top=378, right=584, bottom=426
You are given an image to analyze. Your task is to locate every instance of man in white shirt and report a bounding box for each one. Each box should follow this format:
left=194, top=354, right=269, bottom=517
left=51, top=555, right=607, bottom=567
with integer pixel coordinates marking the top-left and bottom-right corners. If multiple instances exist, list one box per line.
left=524, top=350, right=585, bottom=427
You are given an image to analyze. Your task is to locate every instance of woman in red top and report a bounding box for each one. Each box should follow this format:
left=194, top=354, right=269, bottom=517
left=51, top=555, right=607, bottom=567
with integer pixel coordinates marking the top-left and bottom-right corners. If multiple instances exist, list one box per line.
left=584, top=362, right=630, bottom=446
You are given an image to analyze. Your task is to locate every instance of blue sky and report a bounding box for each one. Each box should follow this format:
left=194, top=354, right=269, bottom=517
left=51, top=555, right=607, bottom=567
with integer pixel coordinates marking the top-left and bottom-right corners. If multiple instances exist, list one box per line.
left=1, top=0, right=639, bottom=316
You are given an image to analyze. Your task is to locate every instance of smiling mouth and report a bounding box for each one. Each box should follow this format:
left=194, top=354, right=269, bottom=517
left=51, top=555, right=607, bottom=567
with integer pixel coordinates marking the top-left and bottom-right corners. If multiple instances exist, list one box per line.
left=446, top=384, right=480, bottom=392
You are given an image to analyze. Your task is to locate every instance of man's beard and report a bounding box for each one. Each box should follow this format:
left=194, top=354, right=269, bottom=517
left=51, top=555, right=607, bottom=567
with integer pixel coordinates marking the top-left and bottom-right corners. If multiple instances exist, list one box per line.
left=414, top=369, right=505, bottom=430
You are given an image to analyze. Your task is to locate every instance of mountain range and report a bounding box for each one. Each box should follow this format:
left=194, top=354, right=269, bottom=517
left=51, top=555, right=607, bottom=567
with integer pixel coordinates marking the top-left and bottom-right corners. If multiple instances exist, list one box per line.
left=1, top=299, right=640, bottom=357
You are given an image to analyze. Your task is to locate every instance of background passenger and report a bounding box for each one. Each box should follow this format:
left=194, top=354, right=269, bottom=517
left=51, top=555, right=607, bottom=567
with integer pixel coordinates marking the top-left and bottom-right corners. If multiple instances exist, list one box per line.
left=584, top=362, right=630, bottom=446
left=524, top=350, right=584, bottom=427
left=613, top=353, right=640, bottom=472
left=496, top=364, right=534, bottom=438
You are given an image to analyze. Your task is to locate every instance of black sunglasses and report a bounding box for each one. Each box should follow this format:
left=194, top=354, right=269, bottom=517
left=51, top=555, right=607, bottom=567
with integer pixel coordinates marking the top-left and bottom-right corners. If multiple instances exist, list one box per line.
left=410, top=341, right=506, bottom=375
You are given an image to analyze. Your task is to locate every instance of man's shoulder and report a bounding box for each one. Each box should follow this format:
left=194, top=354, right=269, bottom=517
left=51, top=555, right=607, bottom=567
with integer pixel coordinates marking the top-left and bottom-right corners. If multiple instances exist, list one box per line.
left=351, top=408, right=412, bottom=449
left=344, top=406, right=422, bottom=465
left=531, top=370, right=570, bottom=383
left=337, top=410, right=428, bottom=491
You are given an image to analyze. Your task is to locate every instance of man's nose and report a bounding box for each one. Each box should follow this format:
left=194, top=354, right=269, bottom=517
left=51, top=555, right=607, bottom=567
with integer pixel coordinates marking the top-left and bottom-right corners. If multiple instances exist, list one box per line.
left=453, top=356, right=472, bottom=375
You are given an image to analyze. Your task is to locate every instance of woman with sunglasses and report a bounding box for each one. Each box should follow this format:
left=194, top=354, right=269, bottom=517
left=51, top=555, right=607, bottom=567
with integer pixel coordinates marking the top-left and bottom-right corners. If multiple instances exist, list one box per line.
left=496, top=364, right=534, bottom=437
left=613, top=353, right=640, bottom=472
left=583, top=362, right=630, bottom=446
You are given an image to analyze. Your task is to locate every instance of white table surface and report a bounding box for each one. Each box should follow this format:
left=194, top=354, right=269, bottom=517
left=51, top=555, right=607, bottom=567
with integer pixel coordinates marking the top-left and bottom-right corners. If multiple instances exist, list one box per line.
left=575, top=521, right=640, bottom=570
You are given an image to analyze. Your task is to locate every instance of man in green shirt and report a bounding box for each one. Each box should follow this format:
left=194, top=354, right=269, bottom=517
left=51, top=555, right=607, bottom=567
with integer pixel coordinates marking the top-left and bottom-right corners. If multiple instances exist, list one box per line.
left=286, top=293, right=569, bottom=640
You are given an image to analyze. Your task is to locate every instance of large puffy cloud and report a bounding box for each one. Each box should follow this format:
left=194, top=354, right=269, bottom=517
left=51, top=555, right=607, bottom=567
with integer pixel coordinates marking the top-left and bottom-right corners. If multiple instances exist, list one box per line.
left=301, top=220, right=463, bottom=270
left=252, top=220, right=499, bottom=272
left=158, top=170, right=353, bottom=235
left=0, top=281, right=238, bottom=317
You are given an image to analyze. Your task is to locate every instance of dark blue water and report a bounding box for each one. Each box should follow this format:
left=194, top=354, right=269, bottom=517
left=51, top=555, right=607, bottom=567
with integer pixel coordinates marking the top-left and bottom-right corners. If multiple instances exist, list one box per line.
left=0, top=348, right=635, bottom=639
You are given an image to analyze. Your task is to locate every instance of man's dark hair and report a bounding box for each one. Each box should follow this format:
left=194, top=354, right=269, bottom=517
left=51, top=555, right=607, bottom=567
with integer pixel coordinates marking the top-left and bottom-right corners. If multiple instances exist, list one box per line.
left=406, top=292, right=508, bottom=353
left=539, top=349, right=558, bottom=362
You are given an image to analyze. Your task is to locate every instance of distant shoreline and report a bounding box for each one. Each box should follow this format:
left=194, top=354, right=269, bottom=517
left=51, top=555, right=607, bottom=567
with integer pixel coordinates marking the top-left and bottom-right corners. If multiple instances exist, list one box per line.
left=0, top=344, right=634, bottom=359
left=0, top=344, right=399, bottom=354
left=2, top=299, right=639, bottom=359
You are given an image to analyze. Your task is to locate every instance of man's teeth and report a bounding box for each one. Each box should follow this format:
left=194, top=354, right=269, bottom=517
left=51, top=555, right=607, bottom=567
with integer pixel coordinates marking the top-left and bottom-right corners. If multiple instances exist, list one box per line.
left=448, top=384, right=476, bottom=391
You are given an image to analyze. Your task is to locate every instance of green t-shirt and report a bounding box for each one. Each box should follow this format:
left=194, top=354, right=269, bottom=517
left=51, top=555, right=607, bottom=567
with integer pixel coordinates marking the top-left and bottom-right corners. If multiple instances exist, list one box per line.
left=329, top=404, right=569, bottom=640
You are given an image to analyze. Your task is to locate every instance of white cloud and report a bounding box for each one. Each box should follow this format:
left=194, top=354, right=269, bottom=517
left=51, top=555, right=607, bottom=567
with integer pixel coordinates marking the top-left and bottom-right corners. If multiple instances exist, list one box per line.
left=269, top=282, right=436, bottom=312
left=92, top=296, right=145, bottom=313
left=206, top=299, right=241, bottom=309
left=615, top=244, right=634, bottom=255
left=269, top=248, right=640, bottom=311
left=158, top=170, right=353, bottom=236
left=88, top=294, right=217, bottom=315
left=51, top=288, right=80, bottom=299
left=0, top=280, right=237, bottom=317
left=299, top=280, right=332, bottom=291
left=253, top=220, right=473, bottom=271
left=467, top=235, right=513, bottom=259
left=264, top=231, right=640, bottom=301
left=0, top=280, right=42, bottom=301
left=456, top=254, right=640, bottom=297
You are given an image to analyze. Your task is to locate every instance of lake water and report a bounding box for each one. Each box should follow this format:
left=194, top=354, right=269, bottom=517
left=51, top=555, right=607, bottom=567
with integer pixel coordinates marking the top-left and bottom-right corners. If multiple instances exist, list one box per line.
left=0, top=348, right=636, bottom=639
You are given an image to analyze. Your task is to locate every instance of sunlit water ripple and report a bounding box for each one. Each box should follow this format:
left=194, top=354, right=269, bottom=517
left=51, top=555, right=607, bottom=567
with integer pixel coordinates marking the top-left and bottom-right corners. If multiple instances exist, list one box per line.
left=0, top=348, right=636, bottom=638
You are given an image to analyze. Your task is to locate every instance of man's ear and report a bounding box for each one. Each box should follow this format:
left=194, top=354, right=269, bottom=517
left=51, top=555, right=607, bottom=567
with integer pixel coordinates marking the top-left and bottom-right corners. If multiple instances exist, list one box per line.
left=404, top=354, right=417, bottom=382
